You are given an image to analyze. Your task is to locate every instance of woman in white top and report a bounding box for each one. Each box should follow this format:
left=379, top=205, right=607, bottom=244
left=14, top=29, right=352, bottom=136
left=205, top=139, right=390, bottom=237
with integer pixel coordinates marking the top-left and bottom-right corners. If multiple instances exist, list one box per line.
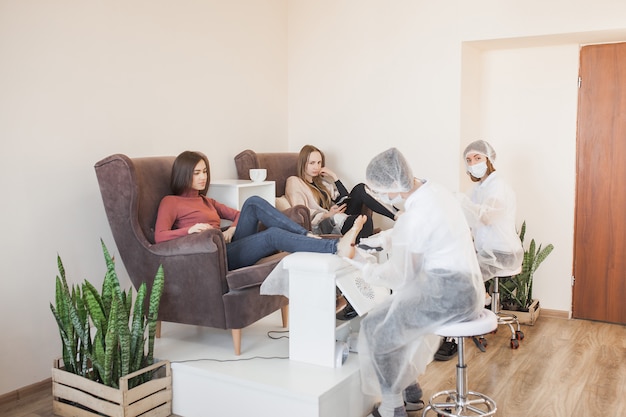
left=458, top=140, right=524, bottom=281
left=285, top=144, right=398, bottom=241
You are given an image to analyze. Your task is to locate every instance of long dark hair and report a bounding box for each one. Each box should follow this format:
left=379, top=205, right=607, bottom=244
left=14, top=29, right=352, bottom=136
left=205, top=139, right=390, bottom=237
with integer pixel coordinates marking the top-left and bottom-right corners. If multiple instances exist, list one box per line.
left=170, top=151, right=211, bottom=195
left=297, top=145, right=333, bottom=209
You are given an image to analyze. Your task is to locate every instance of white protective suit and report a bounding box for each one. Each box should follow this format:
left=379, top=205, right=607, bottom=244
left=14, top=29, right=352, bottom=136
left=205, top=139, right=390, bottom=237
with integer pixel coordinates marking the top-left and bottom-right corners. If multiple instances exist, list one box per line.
left=458, top=141, right=523, bottom=280
left=357, top=179, right=484, bottom=398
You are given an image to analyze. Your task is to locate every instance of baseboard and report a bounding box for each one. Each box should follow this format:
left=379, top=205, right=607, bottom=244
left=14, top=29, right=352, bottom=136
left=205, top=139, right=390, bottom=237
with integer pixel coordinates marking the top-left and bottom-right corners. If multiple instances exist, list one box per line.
left=0, top=377, right=51, bottom=406
left=540, top=308, right=570, bottom=319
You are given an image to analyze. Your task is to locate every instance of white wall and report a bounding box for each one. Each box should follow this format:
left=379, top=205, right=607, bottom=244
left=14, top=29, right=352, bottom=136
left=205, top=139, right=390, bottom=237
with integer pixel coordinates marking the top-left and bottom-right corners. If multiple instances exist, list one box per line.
left=288, top=0, right=626, bottom=316
left=0, top=0, right=288, bottom=395
left=472, top=44, right=580, bottom=313
left=288, top=1, right=464, bottom=189
left=2, top=0, right=626, bottom=396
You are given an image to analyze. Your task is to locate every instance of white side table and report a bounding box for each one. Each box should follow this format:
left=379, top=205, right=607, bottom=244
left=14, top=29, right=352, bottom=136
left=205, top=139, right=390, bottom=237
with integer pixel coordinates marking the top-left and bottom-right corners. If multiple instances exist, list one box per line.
left=282, top=252, right=357, bottom=368
left=207, top=180, right=275, bottom=210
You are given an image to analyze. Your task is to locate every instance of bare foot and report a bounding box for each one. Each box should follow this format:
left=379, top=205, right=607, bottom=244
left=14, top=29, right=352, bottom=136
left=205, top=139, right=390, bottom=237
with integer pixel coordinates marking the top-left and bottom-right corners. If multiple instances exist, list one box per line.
left=306, top=232, right=322, bottom=239
left=337, top=215, right=367, bottom=258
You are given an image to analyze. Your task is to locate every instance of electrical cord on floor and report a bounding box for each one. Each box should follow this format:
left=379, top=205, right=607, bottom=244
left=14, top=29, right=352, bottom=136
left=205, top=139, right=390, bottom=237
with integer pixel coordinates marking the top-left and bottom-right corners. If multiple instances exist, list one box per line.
left=267, top=330, right=289, bottom=340
left=171, top=356, right=288, bottom=363
left=169, top=330, right=290, bottom=363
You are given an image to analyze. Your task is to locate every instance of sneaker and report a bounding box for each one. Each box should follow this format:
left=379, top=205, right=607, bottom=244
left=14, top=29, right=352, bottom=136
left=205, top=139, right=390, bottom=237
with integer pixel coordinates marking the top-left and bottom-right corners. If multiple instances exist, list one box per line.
left=403, top=385, right=424, bottom=412
left=434, top=338, right=458, bottom=361
left=404, top=399, right=424, bottom=412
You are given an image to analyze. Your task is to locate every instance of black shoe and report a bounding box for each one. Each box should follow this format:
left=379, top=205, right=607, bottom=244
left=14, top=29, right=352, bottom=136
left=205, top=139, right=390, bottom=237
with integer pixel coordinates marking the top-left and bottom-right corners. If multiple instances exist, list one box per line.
left=434, top=338, right=458, bottom=361
left=336, top=301, right=358, bottom=321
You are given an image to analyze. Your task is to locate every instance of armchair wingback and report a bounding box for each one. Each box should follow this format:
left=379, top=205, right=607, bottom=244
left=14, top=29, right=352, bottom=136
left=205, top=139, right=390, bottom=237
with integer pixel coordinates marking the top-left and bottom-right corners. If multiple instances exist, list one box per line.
left=234, top=149, right=298, bottom=198
left=94, top=153, right=296, bottom=355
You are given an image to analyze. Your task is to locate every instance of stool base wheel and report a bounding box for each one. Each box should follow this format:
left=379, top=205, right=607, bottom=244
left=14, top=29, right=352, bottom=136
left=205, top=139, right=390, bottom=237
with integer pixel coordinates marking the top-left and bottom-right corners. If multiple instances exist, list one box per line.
left=496, top=312, right=523, bottom=349
left=422, top=389, right=497, bottom=417
left=492, top=274, right=525, bottom=349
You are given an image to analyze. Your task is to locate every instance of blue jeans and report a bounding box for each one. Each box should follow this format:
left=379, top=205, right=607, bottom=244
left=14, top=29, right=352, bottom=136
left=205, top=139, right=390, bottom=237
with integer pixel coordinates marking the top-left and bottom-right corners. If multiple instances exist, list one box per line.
left=227, top=196, right=338, bottom=270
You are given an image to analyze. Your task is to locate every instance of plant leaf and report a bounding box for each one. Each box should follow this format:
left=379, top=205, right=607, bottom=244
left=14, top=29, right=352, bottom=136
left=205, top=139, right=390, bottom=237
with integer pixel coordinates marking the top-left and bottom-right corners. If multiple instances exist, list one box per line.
left=130, top=283, right=147, bottom=374
left=103, top=296, right=120, bottom=387
left=117, top=294, right=131, bottom=381
left=506, top=222, right=554, bottom=310
left=146, top=265, right=165, bottom=369
left=83, top=280, right=106, bottom=334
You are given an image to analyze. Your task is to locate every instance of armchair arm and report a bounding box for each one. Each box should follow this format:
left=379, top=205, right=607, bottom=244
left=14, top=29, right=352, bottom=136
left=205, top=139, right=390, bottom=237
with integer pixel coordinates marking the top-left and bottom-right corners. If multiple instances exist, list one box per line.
left=281, top=204, right=311, bottom=230
left=138, top=228, right=231, bottom=328
left=148, top=229, right=223, bottom=256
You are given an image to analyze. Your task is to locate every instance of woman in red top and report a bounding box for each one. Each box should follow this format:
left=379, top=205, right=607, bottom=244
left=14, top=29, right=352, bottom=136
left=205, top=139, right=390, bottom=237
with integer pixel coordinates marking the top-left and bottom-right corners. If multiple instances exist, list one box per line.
left=155, top=151, right=364, bottom=270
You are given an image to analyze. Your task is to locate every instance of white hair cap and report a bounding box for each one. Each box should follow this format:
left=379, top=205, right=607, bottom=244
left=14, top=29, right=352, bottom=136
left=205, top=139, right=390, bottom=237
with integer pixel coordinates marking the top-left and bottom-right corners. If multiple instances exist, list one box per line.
left=463, top=140, right=496, bottom=164
left=366, top=148, right=414, bottom=193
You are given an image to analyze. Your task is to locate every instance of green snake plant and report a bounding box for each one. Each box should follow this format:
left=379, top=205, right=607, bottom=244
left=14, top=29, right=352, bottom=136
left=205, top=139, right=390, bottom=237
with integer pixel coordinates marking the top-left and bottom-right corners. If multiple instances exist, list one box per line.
left=499, top=221, right=554, bottom=311
left=50, top=239, right=164, bottom=388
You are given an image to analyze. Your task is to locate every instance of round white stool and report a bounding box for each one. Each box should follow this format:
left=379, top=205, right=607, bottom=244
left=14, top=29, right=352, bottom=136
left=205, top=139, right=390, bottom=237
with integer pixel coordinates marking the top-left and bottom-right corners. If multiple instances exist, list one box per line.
left=422, top=309, right=498, bottom=417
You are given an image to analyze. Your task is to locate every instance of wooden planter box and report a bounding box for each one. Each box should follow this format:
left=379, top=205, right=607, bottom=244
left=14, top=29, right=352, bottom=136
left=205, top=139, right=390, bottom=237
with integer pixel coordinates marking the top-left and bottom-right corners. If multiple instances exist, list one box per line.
left=501, top=298, right=541, bottom=326
left=52, top=359, right=172, bottom=417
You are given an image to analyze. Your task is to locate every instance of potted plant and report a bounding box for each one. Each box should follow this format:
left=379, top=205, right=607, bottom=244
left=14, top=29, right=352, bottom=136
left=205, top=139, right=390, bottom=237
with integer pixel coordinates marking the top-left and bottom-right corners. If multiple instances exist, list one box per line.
left=49, top=239, right=172, bottom=417
left=499, top=221, right=554, bottom=324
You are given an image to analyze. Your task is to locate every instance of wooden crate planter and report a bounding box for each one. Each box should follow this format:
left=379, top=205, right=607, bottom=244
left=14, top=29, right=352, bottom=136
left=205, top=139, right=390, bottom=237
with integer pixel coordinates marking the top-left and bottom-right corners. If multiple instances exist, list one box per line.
left=52, top=359, right=172, bottom=417
left=501, top=298, right=541, bottom=326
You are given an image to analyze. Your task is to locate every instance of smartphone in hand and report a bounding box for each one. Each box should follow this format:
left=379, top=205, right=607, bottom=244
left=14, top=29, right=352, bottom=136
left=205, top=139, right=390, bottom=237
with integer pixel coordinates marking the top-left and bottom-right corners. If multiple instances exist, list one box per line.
left=336, top=195, right=351, bottom=205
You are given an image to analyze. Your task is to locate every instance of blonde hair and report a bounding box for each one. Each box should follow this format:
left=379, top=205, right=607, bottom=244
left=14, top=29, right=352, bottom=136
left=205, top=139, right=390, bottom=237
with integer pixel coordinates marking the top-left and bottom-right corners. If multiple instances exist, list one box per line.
left=297, top=145, right=333, bottom=209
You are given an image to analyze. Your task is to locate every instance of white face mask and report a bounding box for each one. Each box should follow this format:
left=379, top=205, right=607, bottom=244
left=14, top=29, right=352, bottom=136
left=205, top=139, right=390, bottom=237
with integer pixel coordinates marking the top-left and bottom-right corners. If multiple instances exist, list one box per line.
left=379, top=194, right=404, bottom=205
left=468, top=161, right=487, bottom=178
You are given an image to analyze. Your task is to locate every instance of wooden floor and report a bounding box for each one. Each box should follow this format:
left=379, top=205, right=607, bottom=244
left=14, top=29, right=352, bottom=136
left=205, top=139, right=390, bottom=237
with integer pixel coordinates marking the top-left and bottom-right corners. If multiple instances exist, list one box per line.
left=1, top=315, right=624, bottom=417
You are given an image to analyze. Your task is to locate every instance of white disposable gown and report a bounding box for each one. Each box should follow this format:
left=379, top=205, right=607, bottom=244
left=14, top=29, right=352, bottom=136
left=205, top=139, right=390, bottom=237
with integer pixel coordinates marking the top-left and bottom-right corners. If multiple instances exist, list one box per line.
left=357, top=180, right=484, bottom=397
left=458, top=171, right=524, bottom=280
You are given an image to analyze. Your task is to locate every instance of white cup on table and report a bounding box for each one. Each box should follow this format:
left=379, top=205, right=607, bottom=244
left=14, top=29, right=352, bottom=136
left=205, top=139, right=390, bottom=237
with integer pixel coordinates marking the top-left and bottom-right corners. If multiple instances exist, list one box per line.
left=249, top=168, right=267, bottom=182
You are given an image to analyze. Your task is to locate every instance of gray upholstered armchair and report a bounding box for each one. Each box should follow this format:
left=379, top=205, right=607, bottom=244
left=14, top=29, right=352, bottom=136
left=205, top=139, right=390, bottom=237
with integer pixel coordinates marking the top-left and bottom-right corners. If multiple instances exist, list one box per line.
left=94, top=154, right=310, bottom=355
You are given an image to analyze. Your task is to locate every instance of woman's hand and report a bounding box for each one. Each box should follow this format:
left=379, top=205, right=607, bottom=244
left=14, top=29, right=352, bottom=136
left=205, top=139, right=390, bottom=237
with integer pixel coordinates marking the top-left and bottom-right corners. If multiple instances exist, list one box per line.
left=326, top=204, right=346, bottom=218
left=319, top=167, right=338, bottom=182
left=188, top=223, right=213, bottom=234
left=222, top=227, right=236, bottom=243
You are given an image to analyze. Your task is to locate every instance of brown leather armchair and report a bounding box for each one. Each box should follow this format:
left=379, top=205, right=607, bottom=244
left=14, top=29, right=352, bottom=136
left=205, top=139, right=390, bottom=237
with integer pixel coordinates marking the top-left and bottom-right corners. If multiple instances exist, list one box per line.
left=94, top=154, right=310, bottom=355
